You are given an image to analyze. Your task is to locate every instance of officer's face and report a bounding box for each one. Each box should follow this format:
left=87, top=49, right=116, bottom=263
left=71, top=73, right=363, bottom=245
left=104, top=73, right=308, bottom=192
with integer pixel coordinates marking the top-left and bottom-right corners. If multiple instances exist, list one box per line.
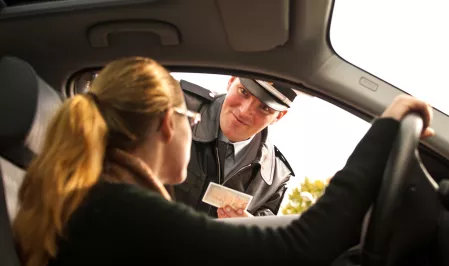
left=220, top=77, right=287, bottom=142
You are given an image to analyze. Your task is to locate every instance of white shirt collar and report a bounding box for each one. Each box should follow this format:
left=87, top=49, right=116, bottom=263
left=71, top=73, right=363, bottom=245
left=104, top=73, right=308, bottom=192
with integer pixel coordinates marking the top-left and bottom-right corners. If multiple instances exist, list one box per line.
left=219, top=132, right=254, bottom=158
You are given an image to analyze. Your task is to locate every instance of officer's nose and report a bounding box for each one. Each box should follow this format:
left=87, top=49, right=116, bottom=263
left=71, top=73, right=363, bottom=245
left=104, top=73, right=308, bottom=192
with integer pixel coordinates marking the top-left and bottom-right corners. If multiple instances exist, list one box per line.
left=238, top=97, right=256, bottom=116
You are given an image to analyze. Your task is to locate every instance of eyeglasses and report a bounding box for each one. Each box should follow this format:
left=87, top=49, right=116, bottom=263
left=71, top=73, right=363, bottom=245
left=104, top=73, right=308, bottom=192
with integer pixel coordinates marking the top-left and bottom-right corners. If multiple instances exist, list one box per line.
left=173, top=107, right=201, bottom=126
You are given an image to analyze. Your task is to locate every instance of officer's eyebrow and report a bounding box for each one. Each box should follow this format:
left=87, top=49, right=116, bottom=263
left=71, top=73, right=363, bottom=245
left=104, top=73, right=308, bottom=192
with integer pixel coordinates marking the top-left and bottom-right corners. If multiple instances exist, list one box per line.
left=236, top=81, right=245, bottom=88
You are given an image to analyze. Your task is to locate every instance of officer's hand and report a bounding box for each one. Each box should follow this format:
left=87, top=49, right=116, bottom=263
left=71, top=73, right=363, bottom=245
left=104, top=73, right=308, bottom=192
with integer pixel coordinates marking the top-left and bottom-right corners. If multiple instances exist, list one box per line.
left=381, top=95, right=435, bottom=139
left=217, top=205, right=253, bottom=218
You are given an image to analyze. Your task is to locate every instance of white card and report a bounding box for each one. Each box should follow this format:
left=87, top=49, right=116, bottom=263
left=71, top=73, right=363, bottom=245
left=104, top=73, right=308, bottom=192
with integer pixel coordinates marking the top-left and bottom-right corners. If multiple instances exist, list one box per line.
left=202, top=182, right=253, bottom=210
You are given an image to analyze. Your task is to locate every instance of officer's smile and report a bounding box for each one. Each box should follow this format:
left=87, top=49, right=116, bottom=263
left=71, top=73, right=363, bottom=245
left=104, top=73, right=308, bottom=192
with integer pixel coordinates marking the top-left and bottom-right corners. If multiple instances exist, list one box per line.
left=232, top=112, right=251, bottom=127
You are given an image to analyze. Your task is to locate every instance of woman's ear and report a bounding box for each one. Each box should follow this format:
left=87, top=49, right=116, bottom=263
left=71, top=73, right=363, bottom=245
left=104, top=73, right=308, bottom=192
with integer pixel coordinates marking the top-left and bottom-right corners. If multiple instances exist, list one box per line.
left=159, top=109, right=175, bottom=142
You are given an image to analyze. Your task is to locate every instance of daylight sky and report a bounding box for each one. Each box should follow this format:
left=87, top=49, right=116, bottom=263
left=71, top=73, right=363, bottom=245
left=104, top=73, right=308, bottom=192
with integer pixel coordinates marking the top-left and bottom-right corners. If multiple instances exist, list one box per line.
left=330, top=0, right=449, bottom=114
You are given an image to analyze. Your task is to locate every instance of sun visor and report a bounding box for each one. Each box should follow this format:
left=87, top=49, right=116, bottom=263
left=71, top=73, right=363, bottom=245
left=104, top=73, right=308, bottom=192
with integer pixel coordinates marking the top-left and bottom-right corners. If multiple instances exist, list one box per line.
left=217, top=0, right=290, bottom=52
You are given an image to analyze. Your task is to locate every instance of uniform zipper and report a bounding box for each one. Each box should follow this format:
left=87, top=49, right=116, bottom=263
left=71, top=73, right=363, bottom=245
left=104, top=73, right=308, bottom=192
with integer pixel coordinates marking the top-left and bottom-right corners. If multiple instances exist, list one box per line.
left=222, top=163, right=254, bottom=186
left=222, top=163, right=257, bottom=214
left=215, top=146, right=221, bottom=184
left=206, top=146, right=222, bottom=216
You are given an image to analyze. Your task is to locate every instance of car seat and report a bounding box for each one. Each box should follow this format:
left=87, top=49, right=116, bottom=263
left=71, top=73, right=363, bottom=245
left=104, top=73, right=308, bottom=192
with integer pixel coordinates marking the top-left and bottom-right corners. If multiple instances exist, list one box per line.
left=0, top=56, right=62, bottom=266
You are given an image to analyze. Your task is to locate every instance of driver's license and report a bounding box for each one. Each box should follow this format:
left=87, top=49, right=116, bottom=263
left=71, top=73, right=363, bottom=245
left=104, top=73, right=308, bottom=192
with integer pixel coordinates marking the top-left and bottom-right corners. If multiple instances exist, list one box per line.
left=202, top=182, right=253, bottom=210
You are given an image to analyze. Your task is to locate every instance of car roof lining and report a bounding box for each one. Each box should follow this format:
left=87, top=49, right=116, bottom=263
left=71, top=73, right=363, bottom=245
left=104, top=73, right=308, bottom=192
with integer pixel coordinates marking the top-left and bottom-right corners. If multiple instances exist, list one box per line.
left=1, top=0, right=449, bottom=161
left=216, top=0, right=290, bottom=52
left=0, top=0, right=154, bottom=16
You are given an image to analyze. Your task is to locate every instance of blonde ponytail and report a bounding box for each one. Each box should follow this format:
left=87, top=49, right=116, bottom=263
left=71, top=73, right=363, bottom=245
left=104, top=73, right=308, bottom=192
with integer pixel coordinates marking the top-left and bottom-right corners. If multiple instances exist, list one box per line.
left=13, top=56, right=183, bottom=266
left=13, top=94, right=108, bottom=266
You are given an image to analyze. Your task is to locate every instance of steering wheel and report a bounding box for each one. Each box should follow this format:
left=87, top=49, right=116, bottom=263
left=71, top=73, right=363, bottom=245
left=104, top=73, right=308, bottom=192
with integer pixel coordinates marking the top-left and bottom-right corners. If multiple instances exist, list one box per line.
left=361, top=113, right=441, bottom=266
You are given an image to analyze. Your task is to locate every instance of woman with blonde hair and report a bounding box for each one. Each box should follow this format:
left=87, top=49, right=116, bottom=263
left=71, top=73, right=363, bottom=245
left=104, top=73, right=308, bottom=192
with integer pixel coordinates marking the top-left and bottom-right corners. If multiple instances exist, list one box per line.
left=12, top=56, right=434, bottom=266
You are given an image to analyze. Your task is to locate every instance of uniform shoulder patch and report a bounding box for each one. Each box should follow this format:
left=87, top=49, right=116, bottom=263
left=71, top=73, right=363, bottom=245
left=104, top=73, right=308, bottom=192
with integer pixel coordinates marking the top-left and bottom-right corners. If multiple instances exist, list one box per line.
left=274, top=145, right=295, bottom=176
left=180, top=80, right=217, bottom=102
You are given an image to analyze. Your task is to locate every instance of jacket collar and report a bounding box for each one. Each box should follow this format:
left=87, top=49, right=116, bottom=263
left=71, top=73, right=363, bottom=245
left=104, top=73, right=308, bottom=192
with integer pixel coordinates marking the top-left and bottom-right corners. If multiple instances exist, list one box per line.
left=191, top=95, right=276, bottom=185
left=255, top=127, right=275, bottom=185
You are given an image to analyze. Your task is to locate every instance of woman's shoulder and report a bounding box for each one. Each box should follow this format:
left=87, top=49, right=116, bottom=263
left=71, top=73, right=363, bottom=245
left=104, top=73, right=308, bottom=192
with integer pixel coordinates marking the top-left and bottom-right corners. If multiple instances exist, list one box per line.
left=56, top=181, right=210, bottom=264
left=84, top=181, right=172, bottom=211
left=75, top=181, right=202, bottom=222
left=66, top=181, right=204, bottom=241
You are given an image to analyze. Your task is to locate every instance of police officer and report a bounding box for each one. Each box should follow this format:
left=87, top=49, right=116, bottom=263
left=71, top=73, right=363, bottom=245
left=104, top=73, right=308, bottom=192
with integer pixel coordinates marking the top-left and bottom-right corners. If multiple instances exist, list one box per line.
left=174, top=76, right=296, bottom=218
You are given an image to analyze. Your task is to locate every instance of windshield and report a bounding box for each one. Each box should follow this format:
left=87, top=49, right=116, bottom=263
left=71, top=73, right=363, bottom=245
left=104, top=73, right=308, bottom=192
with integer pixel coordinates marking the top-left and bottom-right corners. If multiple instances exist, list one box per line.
left=330, top=0, right=449, bottom=114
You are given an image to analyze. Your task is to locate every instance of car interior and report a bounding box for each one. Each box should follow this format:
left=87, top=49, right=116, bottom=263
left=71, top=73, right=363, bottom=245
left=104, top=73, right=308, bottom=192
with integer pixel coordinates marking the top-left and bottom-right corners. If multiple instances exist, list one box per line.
left=1, top=0, right=449, bottom=265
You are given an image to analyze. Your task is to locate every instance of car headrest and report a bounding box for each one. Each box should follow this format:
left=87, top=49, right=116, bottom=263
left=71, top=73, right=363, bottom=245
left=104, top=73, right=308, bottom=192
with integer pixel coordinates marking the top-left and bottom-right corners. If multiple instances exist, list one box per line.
left=0, top=56, right=62, bottom=167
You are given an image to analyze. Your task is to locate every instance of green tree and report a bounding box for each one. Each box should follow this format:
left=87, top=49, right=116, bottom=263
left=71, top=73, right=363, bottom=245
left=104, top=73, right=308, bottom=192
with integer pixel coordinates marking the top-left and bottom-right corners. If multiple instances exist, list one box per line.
left=281, top=177, right=329, bottom=215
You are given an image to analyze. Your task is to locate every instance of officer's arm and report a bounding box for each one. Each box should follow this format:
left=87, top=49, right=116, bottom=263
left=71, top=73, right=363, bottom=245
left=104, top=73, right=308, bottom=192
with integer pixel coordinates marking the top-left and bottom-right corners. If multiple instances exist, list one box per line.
left=253, top=175, right=291, bottom=216
left=254, top=146, right=295, bottom=216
